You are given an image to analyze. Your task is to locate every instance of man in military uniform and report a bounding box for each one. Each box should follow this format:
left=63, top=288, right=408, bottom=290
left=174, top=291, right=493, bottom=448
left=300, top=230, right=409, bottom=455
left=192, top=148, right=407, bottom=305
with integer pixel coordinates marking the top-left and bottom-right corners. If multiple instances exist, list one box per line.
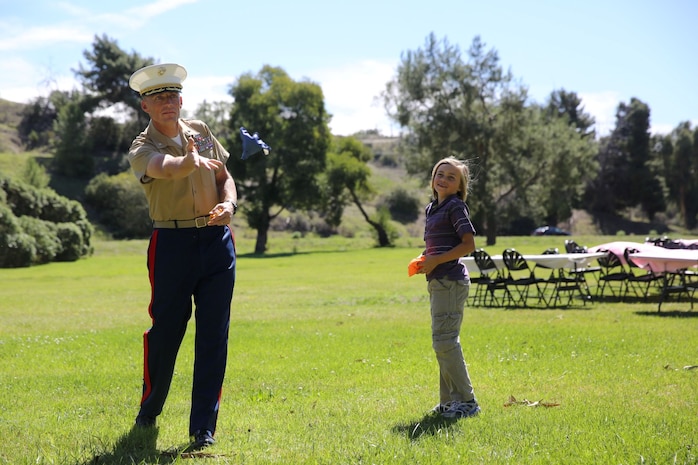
left=127, top=63, right=237, bottom=451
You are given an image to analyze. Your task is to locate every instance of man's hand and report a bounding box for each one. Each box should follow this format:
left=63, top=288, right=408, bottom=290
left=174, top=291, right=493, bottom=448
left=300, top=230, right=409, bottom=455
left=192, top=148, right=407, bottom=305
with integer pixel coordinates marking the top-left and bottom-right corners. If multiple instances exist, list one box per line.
left=207, top=201, right=235, bottom=226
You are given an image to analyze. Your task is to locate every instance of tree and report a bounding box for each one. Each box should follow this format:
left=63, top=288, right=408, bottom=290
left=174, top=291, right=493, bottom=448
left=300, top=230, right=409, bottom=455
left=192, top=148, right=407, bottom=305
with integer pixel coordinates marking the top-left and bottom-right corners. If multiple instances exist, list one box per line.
left=588, top=98, right=664, bottom=220
left=545, top=89, right=595, bottom=138
left=653, top=122, right=698, bottom=229
left=195, top=100, right=233, bottom=143
left=539, top=91, right=598, bottom=222
left=52, top=91, right=93, bottom=178
left=21, top=158, right=50, bottom=189
left=18, top=92, right=60, bottom=149
left=75, top=34, right=154, bottom=124
left=226, top=66, right=332, bottom=254
left=518, top=107, right=597, bottom=226
left=383, top=34, right=588, bottom=244
left=322, top=136, right=392, bottom=247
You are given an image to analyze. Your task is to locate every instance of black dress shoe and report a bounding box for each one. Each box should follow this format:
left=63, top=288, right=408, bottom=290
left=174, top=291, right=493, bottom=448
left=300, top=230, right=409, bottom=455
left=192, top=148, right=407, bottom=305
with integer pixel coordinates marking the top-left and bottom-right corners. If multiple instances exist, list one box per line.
left=134, top=415, right=156, bottom=428
left=186, top=429, right=215, bottom=451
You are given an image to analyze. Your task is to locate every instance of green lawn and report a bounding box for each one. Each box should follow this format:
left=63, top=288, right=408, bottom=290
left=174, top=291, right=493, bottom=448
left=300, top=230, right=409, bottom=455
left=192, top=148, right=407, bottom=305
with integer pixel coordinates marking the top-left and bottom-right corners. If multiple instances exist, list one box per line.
left=0, top=235, right=696, bottom=464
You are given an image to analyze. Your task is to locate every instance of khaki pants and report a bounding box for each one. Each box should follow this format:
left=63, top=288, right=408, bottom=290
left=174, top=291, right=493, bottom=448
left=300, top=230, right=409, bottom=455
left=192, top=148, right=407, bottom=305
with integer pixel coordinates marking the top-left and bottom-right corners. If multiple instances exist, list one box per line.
left=428, top=278, right=475, bottom=404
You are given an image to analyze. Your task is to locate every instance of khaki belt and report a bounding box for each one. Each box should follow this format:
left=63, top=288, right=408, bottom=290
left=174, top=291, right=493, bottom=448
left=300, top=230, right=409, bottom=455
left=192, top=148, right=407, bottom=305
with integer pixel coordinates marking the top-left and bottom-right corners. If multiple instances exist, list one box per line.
left=153, top=216, right=211, bottom=229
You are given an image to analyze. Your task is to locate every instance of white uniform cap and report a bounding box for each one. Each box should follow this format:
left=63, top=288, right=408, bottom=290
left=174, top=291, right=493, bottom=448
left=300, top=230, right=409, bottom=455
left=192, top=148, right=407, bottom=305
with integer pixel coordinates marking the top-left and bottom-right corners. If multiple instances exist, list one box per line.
left=129, top=63, right=187, bottom=96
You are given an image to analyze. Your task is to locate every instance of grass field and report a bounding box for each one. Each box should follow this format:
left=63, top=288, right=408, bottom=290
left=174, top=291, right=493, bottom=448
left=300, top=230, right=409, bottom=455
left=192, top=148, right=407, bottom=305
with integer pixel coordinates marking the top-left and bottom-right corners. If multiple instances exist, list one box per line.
left=0, top=234, right=696, bottom=464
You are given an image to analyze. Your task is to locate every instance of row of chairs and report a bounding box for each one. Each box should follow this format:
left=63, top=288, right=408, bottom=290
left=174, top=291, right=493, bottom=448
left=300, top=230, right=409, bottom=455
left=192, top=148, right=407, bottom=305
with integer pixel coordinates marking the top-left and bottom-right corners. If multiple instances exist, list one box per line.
left=469, top=241, right=698, bottom=308
left=470, top=247, right=589, bottom=308
left=522, top=239, right=694, bottom=308
left=593, top=248, right=661, bottom=301
left=594, top=246, right=697, bottom=308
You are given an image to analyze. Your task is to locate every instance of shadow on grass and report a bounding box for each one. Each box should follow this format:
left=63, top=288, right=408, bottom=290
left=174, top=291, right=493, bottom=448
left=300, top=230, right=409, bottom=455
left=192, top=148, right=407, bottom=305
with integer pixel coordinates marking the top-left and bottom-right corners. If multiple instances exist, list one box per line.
left=391, top=412, right=458, bottom=441
left=78, top=426, right=232, bottom=464
left=78, top=426, right=169, bottom=465
left=635, top=309, right=698, bottom=318
left=237, top=248, right=366, bottom=259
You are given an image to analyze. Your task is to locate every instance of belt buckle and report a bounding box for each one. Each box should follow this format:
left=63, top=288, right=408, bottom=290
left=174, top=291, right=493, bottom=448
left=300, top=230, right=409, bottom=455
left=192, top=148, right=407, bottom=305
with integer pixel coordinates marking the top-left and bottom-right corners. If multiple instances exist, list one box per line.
left=195, top=216, right=208, bottom=228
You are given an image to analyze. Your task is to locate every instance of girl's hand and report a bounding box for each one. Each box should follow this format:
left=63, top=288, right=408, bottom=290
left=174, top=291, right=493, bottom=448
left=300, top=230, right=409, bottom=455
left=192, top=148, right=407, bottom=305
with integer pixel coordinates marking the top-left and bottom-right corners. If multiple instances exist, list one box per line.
left=420, top=255, right=438, bottom=274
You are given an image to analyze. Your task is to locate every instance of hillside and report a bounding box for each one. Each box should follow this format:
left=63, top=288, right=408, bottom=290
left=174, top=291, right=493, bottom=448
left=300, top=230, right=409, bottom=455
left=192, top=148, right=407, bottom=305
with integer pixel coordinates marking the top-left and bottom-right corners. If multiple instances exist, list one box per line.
left=0, top=98, right=25, bottom=153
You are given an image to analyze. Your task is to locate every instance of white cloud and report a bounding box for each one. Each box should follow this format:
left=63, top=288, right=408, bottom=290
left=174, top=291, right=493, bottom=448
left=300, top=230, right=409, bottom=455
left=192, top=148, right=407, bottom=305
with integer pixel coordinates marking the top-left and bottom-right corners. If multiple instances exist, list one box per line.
left=0, top=26, right=92, bottom=51
left=0, top=57, right=80, bottom=103
left=310, top=59, right=400, bottom=136
left=92, top=0, right=202, bottom=30
left=138, top=0, right=201, bottom=19
left=578, top=91, right=620, bottom=136
left=180, top=75, right=235, bottom=116
left=577, top=91, right=688, bottom=137
left=177, top=60, right=403, bottom=136
left=650, top=122, right=675, bottom=137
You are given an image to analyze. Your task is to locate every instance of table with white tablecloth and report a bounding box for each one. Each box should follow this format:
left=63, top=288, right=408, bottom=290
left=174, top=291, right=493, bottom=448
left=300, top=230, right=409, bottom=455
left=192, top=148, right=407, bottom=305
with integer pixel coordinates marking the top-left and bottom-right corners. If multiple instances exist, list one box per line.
left=461, top=252, right=605, bottom=274
left=629, top=249, right=698, bottom=311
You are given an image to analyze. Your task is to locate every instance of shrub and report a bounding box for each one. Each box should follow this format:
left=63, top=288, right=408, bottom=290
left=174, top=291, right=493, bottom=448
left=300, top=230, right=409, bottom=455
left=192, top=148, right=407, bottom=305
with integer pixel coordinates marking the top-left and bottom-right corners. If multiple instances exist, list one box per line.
left=0, top=205, right=35, bottom=268
left=0, top=175, right=90, bottom=224
left=379, top=187, right=421, bottom=224
left=17, top=216, right=61, bottom=264
left=21, top=158, right=50, bottom=188
left=85, top=172, right=151, bottom=238
left=0, top=232, right=36, bottom=268
left=54, top=222, right=84, bottom=262
left=0, top=175, right=93, bottom=265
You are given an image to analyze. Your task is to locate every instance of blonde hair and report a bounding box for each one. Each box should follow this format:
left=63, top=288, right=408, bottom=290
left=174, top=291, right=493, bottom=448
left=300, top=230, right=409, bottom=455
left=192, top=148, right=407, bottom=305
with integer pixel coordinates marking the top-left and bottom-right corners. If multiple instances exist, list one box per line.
left=430, top=157, right=470, bottom=201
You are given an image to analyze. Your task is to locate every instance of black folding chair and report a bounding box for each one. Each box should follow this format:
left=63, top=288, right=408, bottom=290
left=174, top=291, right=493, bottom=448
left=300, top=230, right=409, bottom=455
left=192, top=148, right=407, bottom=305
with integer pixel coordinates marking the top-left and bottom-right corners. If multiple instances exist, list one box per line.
left=564, top=239, right=599, bottom=298
left=535, top=248, right=586, bottom=307
left=471, top=249, right=510, bottom=307
left=502, top=249, right=547, bottom=307
left=623, top=247, right=663, bottom=302
left=596, top=250, right=631, bottom=300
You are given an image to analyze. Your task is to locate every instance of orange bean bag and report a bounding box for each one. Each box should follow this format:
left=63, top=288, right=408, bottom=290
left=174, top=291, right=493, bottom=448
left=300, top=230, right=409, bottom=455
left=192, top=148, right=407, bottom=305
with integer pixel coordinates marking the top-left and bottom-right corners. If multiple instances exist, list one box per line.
left=407, top=255, right=425, bottom=277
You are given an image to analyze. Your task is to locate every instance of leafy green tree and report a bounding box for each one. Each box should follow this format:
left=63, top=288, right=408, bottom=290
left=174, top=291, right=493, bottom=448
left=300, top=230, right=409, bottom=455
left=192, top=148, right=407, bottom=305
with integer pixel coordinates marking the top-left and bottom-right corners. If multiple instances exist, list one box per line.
left=75, top=34, right=154, bottom=124
left=225, top=66, right=331, bottom=254
left=545, top=89, right=596, bottom=138
left=322, top=136, right=391, bottom=247
left=18, top=92, right=60, bottom=149
left=21, top=158, right=50, bottom=188
left=383, top=34, right=552, bottom=244
left=379, top=186, right=421, bottom=224
left=588, top=98, right=664, bottom=220
left=539, top=91, right=598, bottom=223
left=517, top=107, right=597, bottom=226
left=653, top=122, right=698, bottom=228
left=52, top=92, right=93, bottom=178
left=194, top=100, right=233, bottom=143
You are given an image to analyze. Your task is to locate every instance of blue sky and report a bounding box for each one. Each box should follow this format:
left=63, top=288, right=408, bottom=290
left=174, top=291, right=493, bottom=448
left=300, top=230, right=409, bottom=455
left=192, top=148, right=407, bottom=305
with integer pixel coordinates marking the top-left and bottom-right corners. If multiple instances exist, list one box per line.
left=2, top=0, right=696, bottom=137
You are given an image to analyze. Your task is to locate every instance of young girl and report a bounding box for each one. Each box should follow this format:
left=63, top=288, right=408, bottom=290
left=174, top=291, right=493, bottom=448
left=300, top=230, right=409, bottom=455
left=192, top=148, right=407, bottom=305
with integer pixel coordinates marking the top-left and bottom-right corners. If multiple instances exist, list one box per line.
left=417, top=156, right=479, bottom=419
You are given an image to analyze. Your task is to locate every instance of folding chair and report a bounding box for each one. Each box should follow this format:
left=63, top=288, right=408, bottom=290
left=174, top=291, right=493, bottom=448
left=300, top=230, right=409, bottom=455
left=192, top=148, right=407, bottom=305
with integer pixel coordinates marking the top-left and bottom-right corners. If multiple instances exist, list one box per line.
left=658, top=268, right=696, bottom=312
left=535, top=248, right=586, bottom=307
left=564, top=239, right=599, bottom=298
left=564, top=240, right=587, bottom=253
left=595, top=250, right=631, bottom=300
left=471, top=249, right=510, bottom=307
left=623, top=247, right=663, bottom=302
left=502, top=248, right=547, bottom=307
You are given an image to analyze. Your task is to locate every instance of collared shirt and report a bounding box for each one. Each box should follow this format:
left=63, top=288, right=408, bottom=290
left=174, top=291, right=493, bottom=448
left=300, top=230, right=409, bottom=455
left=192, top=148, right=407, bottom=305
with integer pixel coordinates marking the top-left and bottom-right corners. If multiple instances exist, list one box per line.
left=128, top=119, right=230, bottom=221
left=424, top=194, right=476, bottom=281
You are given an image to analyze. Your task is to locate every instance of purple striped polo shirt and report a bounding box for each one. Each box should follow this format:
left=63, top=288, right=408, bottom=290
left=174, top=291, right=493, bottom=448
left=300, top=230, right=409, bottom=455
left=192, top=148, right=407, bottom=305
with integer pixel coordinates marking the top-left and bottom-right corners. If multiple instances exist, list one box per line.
left=423, top=194, right=476, bottom=281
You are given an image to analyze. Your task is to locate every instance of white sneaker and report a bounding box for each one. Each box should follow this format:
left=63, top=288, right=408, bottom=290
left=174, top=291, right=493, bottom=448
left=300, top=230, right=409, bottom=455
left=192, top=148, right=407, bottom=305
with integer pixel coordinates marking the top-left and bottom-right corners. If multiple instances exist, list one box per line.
left=431, top=403, right=450, bottom=414
left=442, top=400, right=480, bottom=418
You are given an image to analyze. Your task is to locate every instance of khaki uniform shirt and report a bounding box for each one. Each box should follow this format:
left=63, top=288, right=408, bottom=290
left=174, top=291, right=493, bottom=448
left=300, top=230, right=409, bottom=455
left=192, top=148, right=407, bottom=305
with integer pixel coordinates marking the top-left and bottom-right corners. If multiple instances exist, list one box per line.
left=128, top=119, right=230, bottom=221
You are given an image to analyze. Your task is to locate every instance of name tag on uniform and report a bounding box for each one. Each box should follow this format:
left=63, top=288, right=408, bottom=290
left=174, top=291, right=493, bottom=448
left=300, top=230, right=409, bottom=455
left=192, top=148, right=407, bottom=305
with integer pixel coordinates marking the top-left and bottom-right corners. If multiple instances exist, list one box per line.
left=192, top=134, right=214, bottom=152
